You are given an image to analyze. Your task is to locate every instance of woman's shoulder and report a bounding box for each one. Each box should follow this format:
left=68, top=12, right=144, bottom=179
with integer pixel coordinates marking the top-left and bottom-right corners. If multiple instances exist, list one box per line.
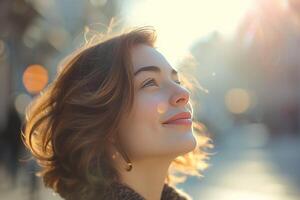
left=102, top=181, right=145, bottom=200
left=102, top=181, right=192, bottom=200
left=161, top=183, right=193, bottom=200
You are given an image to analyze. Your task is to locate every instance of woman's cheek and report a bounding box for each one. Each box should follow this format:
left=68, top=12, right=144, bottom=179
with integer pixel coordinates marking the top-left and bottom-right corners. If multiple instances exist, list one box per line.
left=137, top=92, right=164, bottom=120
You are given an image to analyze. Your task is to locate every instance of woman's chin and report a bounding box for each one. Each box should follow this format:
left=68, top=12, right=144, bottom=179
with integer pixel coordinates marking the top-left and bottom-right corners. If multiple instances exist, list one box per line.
left=171, top=133, right=197, bottom=156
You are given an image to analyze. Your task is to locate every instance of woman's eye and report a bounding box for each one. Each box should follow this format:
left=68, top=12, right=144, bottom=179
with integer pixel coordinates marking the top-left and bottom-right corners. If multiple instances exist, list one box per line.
left=141, top=79, right=181, bottom=88
left=142, top=79, right=158, bottom=88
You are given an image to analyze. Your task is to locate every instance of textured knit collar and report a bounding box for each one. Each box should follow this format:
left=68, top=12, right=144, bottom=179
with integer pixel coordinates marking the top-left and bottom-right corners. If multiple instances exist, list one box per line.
left=103, top=181, right=192, bottom=200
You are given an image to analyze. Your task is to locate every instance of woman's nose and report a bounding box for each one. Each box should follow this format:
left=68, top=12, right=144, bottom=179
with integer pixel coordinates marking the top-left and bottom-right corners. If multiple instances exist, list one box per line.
left=170, top=86, right=190, bottom=107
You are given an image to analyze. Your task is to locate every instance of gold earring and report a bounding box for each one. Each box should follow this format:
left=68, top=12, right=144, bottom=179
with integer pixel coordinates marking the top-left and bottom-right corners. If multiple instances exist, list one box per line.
left=111, top=151, right=132, bottom=171
left=125, top=162, right=132, bottom=171
left=119, top=150, right=132, bottom=172
left=112, top=140, right=133, bottom=172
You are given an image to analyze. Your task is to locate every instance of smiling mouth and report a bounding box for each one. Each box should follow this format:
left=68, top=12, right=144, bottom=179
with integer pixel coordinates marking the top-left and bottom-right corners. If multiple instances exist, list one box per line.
left=162, top=118, right=192, bottom=126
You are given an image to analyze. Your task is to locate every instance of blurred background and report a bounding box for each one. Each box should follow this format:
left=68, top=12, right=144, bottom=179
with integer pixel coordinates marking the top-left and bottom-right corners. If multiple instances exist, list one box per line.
left=0, top=0, right=300, bottom=199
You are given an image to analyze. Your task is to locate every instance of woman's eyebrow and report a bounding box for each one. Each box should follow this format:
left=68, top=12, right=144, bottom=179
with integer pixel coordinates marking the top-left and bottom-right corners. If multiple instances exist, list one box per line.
left=134, top=65, right=178, bottom=76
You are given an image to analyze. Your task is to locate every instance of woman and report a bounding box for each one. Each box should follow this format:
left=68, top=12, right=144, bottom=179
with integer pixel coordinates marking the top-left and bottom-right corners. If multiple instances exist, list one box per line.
left=21, top=26, right=212, bottom=200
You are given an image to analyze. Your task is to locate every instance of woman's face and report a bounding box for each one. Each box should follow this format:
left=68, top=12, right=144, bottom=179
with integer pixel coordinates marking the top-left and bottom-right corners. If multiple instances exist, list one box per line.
left=117, top=44, right=197, bottom=161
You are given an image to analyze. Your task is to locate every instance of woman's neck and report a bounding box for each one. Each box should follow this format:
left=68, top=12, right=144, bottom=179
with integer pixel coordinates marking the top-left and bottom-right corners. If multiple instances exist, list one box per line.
left=118, top=157, right=173, bottom=200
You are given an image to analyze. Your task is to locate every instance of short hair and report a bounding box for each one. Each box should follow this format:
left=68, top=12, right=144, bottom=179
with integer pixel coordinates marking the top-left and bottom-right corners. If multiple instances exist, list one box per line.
left=21, top=25, right=212, bottom=200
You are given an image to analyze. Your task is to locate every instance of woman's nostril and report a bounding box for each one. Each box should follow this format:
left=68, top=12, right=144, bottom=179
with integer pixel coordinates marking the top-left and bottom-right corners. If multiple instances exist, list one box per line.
left=175, top=97, right=188, bottom=105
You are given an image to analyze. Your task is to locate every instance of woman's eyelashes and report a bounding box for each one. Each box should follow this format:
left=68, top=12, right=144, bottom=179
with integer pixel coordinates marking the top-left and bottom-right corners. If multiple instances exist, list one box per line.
left=141, top=78, right=181, bottom=89
left=141, top=78, right=157, bottom=88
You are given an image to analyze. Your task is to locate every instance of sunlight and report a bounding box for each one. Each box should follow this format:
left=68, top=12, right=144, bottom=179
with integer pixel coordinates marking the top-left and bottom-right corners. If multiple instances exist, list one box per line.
left=225, top=88, right=253, bottom=114
left=123, top=0, right=255, bottom=65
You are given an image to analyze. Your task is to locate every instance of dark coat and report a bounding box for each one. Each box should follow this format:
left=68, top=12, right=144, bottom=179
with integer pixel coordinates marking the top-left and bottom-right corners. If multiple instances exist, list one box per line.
left=102, top=181, right=192, bottom=200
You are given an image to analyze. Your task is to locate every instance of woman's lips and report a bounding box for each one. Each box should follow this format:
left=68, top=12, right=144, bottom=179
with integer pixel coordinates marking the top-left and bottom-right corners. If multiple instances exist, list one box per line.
left=162, top=118, right=192, bottom=126
left=162, top=112, right=192, bottom=125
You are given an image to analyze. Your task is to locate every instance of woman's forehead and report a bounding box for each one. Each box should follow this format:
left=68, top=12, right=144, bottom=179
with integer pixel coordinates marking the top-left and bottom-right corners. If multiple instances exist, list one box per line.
left=131, top=44, right=169, bottom=71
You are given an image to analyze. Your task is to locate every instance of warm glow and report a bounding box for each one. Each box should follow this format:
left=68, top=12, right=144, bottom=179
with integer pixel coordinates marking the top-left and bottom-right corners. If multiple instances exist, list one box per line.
left=23, top=64, right=49, bottom=94
left=157, top=102, right=168, bottom=114
left=123, top=0, right=255, bottom=65
left=225, top=88, right=252, bottom=114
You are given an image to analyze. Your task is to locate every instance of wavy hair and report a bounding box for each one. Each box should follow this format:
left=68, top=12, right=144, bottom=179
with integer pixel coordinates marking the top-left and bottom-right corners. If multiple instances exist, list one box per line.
left=21, top=25, right=213, bottom=200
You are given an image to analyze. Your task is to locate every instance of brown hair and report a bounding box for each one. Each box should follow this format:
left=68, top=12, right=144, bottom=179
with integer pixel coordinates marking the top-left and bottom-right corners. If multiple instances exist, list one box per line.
left=21, top=25, right=213, bottom=200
